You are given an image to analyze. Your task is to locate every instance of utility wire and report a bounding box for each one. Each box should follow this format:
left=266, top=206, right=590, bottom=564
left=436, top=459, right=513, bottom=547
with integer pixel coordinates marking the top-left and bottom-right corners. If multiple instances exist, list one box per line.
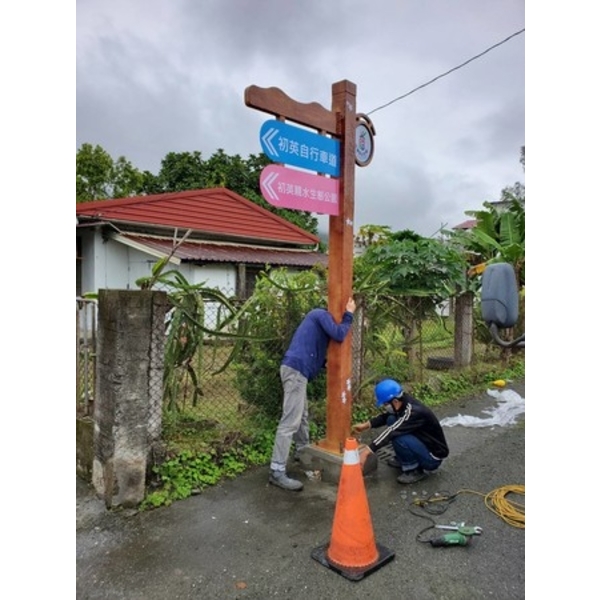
left=367, top=28, right=525, bottom=116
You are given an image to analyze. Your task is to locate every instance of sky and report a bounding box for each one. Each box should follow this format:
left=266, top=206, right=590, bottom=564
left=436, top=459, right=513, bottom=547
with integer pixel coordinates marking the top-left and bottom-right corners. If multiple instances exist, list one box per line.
left=76, top=0, right=525, bottom=237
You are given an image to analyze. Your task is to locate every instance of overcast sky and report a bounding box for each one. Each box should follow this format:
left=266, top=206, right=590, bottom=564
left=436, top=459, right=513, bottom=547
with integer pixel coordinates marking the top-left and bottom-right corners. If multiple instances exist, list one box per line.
left=76, top=0, right=525, bottom=237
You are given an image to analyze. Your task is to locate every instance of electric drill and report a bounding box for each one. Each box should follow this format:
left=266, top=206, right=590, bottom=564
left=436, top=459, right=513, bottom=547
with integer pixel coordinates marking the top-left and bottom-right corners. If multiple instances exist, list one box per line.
left=429, top=532, right=470, bottom=547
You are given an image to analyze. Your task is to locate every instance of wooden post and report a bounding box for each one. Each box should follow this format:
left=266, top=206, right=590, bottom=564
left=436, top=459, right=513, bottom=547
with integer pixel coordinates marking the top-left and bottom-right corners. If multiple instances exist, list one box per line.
left=245, top=80, right=358, bottom=455
left=321, top=81, right=357, bottom=453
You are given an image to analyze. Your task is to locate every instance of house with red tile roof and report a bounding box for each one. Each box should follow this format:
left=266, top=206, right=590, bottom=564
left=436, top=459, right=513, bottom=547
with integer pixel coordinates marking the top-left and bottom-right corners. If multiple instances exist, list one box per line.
left=452, top=218, right=477, bottom=231
left=76, top=188, right=327, bottom=300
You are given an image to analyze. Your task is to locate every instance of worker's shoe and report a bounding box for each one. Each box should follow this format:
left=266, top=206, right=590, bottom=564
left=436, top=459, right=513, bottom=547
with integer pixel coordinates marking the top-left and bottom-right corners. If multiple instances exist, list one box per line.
left=269, top=471, right=303, bottom=491
left=397, top=468, right=428, bottom=484
left=387, top=457, right=403, bottom=469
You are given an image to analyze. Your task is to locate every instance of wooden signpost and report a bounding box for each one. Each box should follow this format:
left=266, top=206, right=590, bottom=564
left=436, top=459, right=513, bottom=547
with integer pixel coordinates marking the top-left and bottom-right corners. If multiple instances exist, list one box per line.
left=245, top=80, right=373, bottom=457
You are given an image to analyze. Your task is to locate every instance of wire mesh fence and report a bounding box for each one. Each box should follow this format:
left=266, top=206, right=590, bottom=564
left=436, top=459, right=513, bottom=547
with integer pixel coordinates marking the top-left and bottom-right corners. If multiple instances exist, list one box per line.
left=76, top=288, right=523, bottom=456
left=76, top=297, right=97, bottom=418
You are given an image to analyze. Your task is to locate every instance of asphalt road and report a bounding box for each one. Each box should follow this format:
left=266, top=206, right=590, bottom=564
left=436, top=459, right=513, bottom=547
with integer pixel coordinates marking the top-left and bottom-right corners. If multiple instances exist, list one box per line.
left=77, top=381, right=525, bottom=600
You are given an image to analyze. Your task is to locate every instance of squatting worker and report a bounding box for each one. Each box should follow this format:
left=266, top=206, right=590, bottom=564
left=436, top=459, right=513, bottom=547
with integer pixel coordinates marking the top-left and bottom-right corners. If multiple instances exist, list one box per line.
left=352, top=378, right=449, bottom=484
left=269, top=297, right=356, bottom=491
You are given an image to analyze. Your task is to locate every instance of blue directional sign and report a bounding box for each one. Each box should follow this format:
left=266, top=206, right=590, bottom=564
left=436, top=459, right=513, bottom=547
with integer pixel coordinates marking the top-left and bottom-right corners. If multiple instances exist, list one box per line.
left=259, top=119, right=340, bottom=177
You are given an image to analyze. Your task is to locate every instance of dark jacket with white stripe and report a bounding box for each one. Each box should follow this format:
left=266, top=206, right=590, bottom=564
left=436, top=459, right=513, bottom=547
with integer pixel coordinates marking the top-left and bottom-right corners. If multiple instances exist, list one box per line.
left=367, top=394, right=449, bottom=459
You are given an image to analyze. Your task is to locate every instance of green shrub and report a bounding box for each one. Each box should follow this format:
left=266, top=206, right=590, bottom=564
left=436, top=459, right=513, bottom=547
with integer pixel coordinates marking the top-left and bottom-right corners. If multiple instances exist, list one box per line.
left=232, top=267, right=328, bottom=419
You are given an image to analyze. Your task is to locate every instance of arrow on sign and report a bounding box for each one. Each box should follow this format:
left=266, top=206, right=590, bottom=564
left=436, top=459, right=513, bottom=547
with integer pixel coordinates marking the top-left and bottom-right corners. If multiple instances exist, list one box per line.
left=261, top=169, right=279, bottom=201
left=261, top=127, right=279, bottom=158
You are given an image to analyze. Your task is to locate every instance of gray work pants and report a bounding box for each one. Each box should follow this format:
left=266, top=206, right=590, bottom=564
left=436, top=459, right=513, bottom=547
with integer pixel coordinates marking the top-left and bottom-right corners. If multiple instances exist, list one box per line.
left=270, top=365, right=309, bottom=473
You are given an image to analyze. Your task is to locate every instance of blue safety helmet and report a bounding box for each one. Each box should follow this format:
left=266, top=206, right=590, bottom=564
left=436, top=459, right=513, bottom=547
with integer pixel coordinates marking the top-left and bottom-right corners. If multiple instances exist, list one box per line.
left=374, top=379, right=404, bottom=407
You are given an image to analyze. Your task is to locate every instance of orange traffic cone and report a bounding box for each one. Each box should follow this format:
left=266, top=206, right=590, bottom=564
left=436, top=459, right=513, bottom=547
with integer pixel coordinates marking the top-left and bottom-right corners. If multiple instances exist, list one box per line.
left=311, top=437, right=395, bottom=581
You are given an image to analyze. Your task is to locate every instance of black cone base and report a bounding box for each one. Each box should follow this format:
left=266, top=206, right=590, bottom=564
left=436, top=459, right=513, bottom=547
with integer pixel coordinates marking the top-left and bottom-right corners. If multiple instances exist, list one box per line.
left=311, top=543, right=395, bottom=581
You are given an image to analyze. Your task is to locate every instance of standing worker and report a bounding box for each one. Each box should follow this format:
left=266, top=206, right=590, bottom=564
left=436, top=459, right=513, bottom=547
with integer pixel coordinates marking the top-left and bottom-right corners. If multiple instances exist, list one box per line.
left=269, top=297, right=356, bottom=491
left=352, top=379, right=449, bottom=483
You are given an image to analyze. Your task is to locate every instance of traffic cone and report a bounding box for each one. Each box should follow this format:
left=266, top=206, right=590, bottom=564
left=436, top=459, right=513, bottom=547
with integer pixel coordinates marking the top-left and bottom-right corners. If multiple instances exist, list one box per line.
left=311, top=437, right=395, bottom=581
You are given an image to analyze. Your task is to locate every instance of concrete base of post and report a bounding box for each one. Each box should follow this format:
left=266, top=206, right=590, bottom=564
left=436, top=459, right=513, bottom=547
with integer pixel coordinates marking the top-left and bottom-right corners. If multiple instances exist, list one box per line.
left=297, top=442, right=378, bottom=484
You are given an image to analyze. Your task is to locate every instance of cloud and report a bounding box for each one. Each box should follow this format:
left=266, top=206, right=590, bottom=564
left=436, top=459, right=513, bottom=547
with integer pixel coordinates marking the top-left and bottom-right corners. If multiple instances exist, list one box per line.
left=76, top=0, right=525, bottom=236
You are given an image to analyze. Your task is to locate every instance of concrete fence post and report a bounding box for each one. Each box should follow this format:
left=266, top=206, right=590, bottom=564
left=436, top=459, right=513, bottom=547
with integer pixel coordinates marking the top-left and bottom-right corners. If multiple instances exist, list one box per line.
left=92, top=289, right=169, bottom=508
left=454, top=291, right=474, bottom=368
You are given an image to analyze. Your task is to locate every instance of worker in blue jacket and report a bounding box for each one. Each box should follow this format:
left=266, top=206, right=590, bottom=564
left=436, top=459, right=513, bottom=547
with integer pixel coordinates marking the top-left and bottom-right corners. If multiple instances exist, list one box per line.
left=352, top=379, right=449, bottom=484
left=269, top=298, right=356, bottom=491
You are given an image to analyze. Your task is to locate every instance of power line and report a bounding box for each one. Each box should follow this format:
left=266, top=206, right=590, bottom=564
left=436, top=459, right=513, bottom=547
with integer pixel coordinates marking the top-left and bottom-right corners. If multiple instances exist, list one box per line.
left=367, top=28, right=525, bottom=116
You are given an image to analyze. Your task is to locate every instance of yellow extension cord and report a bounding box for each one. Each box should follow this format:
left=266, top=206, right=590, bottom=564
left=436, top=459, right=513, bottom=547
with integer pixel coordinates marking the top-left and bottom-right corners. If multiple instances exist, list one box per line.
left=410, top=485, right=525, bottom=529
left=461, top=485, right=525, bottom=529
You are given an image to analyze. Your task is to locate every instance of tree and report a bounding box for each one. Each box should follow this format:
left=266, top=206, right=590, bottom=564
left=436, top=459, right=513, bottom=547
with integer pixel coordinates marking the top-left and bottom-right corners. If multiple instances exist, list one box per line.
left=155, top=150, right=209, bottom=191
left=354, top=229, right=468, bottom=379
left=442, top=147, right=525, bottom=284
left=76, top=143, right=145, bottom=202
left=355, top=229, right=467, bottom=301
left=354, top=224, right=393, bottom=249
left=76, top=144, right=319, bottom=234
left=231, top=267, right=328, bottom=418
left=459, top=198, right=525, bottom=284
left=447, top=146, right=525, bottom=287
left=442, top=148, right=526, bottom=354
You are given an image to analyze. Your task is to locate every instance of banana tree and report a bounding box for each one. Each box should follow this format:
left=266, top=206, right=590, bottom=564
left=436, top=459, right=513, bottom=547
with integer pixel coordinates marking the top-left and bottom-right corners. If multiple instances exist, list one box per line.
left=447, top=196, right=525, bottom=354
left=458, top=195, right=525, bottom=286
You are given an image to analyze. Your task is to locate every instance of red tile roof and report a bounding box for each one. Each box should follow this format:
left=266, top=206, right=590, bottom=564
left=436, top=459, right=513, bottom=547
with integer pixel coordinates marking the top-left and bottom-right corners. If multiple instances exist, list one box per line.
left=76, top=188, right=320, bottom=247
left=453, top=219, right=477, bottom=230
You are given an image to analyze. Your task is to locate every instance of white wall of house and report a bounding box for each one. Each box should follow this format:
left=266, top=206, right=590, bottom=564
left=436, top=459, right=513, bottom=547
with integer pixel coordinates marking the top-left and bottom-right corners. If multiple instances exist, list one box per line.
left=175, top=262, right=237, bottom=296
left=78, top=229, right=238, bottom=295
left=77, top=228, right=240, bottom=331
left=79, top=231, right=98, bottom=296
left=78, top=229, right=140, bottom=294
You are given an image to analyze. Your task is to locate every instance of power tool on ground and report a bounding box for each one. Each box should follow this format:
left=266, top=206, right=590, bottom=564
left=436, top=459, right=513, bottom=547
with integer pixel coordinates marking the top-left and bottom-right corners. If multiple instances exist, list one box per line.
left=426, top=523, right=483, bottom=547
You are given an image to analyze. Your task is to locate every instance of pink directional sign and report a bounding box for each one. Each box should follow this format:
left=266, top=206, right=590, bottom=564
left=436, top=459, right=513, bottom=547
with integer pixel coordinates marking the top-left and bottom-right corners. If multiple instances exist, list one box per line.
left=259, top=164, right=339, bottom=216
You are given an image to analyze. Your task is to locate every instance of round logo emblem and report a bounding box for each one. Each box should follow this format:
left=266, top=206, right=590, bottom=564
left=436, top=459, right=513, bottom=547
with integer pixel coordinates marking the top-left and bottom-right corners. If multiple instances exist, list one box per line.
left=355, top=123, right=374, bottom=167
